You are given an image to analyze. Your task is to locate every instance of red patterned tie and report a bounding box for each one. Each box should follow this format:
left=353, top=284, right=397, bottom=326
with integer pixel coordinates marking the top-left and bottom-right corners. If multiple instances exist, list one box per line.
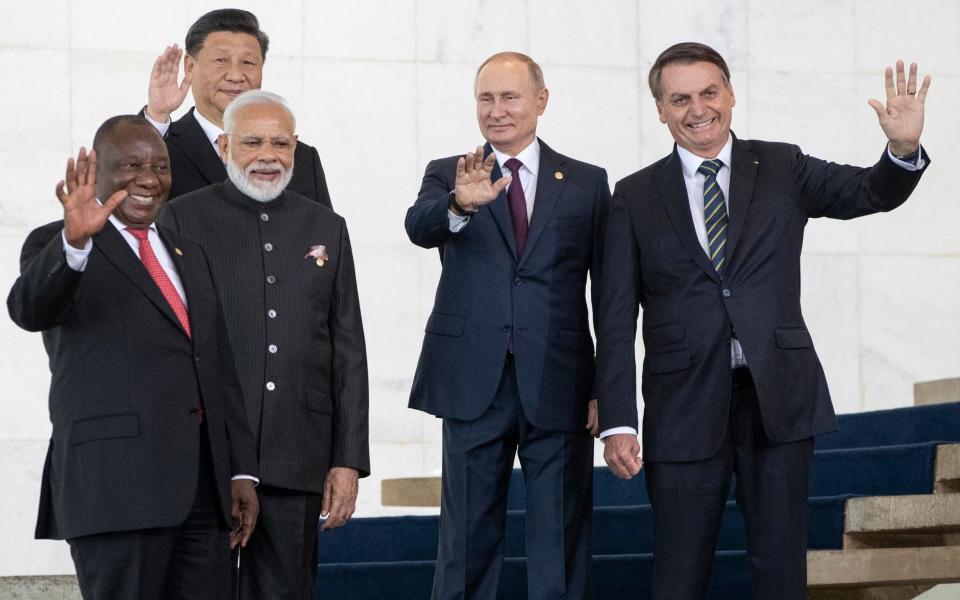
left=127, top=228, right=192, bottom=338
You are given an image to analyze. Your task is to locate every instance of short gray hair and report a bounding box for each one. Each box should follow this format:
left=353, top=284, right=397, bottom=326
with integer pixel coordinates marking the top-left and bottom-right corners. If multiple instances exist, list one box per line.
left=222, top=89, right=296, bottom=133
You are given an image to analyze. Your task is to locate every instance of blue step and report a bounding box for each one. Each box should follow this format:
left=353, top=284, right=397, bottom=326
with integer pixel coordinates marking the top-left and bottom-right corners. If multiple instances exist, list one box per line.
left=506, top=440, right=941, bottom=510
left=819, top=401, right=960, bottom=450
left=318, top=494, right=850, bottom=564
left=316, top=551, right=753, bottom=599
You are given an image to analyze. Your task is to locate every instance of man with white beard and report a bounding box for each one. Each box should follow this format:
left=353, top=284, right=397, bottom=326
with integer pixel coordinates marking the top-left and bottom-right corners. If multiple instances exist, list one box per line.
left=160, top=89, right=370, bottom=600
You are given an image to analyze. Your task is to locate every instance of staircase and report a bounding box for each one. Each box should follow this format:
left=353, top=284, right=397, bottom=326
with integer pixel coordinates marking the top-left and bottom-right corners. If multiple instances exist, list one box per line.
left=317, top=402, right=960, bottom=598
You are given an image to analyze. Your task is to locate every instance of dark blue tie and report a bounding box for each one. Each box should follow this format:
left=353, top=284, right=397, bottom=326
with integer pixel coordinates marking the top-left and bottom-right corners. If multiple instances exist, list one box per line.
left=698, top=159, right=728, bottom=275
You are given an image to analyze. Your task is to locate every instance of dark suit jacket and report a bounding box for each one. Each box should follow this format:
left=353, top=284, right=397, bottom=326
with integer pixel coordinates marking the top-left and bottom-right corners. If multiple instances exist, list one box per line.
left=7, top=221, right=258, bottom=540
left=596, top=136, right=929, bottom=462
left=161, top=181, right=369, bottom=492
left=405, top=140, right=611, bottom=432
left=149, top=107, right=333, bottom=208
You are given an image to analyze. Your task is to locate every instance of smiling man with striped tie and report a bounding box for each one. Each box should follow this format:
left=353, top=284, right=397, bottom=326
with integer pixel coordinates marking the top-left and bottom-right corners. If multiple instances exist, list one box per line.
left=595, top=43, right=931, bottom=600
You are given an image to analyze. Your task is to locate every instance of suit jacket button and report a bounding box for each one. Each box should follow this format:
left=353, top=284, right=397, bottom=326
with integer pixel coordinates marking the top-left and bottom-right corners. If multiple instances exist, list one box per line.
left=503, top=325, right=512, bottom=332
left=267, top=275, right=276, bottom=284
left=194, top=356, right=200, bottom=363
left=722, top=288, right=732, bottom=298
left=260, top=213, right=269, bottom=222
left=266, top=381, right=276, bottom=391
left=514, top=276, right=522, bottom=286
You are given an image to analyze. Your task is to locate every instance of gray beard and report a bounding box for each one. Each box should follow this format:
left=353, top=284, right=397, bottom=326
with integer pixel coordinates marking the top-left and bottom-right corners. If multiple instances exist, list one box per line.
left=226, top=158, right=294, bottom=203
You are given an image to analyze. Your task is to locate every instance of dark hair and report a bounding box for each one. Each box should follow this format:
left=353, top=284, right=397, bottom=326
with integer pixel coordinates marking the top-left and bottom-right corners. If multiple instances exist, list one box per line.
left=648, top=42, right=730, bottom=101
left=92, top=115, right=156, bottom=155
left=185, top=9, right=270, bottom=60
left=475, top=51, right=546, bottom=93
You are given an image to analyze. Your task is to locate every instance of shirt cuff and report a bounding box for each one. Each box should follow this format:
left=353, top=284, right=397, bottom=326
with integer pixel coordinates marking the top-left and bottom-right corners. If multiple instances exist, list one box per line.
left=231, top=474, right=259, bottom=486
left=143, top=108, right=171, bottom=137
left=887, top=144, right=925, bottom=171
left=599, top=426, right=638, bottom=440
left=62, top=229, right=92, bottom=272
left=448, top=209, right=470, bottom=232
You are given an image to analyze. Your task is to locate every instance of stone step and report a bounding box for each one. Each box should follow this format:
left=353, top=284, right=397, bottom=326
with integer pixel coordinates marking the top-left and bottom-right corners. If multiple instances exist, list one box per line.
left=914, top=378, right=960, bottom=406
left=935, top=444, right=960, bottom=493
left=808, top=546, right=960, bottom=590
left=843, top=493, right=960, bottom=549
left=0, top=576, right=80, bottom=600
left=381, top=476, right=441, bottom=506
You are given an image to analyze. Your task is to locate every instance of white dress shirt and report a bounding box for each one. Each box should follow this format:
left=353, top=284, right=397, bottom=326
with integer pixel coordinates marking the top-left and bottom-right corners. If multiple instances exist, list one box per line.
left=145, top=108, right=223, bottom=153
left=447, top=139, right=541, bottom=232
left=61, top=215, right=258, bottom=484
left=599, top=136, right=925, bottom=441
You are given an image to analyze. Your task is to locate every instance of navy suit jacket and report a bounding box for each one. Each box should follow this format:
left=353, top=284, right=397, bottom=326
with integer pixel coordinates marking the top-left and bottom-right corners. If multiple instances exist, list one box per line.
left=7, top=221, right=258, bottom=539
left=147, top=107, right=333, bottom=208
left=406, top=140, right=611, bottom=432
left=596, top=136, right=929, bottom=462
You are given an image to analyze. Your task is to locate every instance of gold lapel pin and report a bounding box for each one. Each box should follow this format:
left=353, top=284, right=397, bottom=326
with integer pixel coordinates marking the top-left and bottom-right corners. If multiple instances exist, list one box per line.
left=554, top=171, right=564, bottom=180
left=316, top=258, right=325, bottom=267
left=175, top=248, right=183, bottom=256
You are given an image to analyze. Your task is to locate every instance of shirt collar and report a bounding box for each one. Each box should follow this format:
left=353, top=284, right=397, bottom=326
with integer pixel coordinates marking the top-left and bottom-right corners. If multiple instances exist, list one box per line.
left=193, top=108, right=225, bottom=147
left=106, top=210, right=157, bottom=234
left=677, top=134, right=733, bottom=178
left=491, top=138, right=540, bottom=177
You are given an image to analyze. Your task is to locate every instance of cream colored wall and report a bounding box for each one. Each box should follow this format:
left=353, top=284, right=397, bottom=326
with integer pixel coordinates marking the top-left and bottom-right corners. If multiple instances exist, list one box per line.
left=1, top=0, right=957, bottom=576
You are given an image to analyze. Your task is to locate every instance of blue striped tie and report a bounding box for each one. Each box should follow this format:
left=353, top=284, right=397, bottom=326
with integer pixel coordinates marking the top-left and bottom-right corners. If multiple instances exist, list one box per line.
left=698, top=159, right=728, bottom=275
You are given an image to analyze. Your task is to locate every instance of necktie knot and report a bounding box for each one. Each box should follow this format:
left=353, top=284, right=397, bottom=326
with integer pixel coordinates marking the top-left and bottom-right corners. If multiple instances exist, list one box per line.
left=504, top=157, right=523, bottom=177
left=697, top=159, right=723, bottom=178
left=127, top=227, right=150, bottom=240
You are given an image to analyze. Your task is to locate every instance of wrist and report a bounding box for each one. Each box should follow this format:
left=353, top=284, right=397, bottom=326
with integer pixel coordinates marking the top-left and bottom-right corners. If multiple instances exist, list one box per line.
left=144, top=105, right=171, bottom=124
left=889, top=142, right=919, bottom=159
left=448, top=193, right=477, bottom=216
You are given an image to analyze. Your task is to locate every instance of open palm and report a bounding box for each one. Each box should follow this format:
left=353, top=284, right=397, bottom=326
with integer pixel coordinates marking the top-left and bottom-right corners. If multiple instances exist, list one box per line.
left=868, top=60, right=930, bottom=157
left=56, top=148, right=126, bottom=248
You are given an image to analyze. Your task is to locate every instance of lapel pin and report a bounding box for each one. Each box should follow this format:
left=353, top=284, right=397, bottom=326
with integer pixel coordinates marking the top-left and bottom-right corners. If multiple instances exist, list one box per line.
left=554, top=171, right=564, bottom=180
left=305, top=245, right=329, bottom=268
left=175, top=248, right=183, bottom=256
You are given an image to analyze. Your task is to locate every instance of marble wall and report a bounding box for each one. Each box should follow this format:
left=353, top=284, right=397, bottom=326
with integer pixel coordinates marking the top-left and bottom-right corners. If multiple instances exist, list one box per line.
left=1, top=0, right=957, bottom=576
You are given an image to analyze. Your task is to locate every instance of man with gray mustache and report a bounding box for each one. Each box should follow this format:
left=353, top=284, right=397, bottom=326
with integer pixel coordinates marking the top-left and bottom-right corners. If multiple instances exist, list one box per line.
left=160, top=89, right=370, bottom=600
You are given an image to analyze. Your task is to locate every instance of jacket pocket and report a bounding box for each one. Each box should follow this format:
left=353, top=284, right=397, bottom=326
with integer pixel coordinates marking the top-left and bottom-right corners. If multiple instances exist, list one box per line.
left=647, top=323, right=685, bottom=346
left=645, top=350, right=692, bottom=375
left=306, top=389, right=333, bottom=415
left=425, top=312, right=464, bottom=337
left=70, top=414, right=139, bottom=445
left=775, top=328, right=813, bottom=349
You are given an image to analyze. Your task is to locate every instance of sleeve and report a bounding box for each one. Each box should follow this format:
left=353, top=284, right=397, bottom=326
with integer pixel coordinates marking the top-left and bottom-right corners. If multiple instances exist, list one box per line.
left=594, top=184, right=643, bottom=433
left=792, top=144, right=930, bottom=220
left=309, top=146, right=334, bottom=210
left=7, top=223, right=85, bottom=332
left=405, top=160, right=462, bottom=249
left=589, top=168, right=612, bottom=400
left=328, top=220, right=371, bottom=477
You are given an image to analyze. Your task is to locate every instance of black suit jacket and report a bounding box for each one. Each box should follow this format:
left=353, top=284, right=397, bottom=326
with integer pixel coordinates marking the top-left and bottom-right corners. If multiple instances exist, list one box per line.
left=153, top=107, right=333, bottom=208
left=7, top=221, right=258, bottom=539
left=161, top=182, right=369, bottom=492
left=596, top=137, right=929, bottom=461
left=405, top=140, right=611, bottom=432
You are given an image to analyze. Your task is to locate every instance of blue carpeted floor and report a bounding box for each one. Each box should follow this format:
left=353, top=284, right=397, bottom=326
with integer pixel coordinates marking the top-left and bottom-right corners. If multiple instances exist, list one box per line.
left=316, top=401, right=960, bottom=598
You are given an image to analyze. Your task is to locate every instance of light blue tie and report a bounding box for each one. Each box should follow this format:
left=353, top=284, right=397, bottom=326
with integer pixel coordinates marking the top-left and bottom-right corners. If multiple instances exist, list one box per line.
left=698, top=159, right=728, bottom=275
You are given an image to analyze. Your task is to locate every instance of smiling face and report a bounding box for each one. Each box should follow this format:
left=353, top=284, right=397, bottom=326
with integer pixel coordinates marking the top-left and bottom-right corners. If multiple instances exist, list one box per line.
left=220, top=101, right=296, bottom=202
left=475, top=58, right=548, bottom=156
left=185, top=31, right=264, bottom=127
left=95, top=123, right=171, bottom=228
left=656, top=61, right=735, bottom=158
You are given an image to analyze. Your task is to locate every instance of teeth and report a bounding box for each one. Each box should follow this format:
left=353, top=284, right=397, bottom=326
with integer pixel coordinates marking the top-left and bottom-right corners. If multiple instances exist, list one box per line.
left=129, top=194, right=153, bottom=206
left=688, top=118, right=715, bottom=129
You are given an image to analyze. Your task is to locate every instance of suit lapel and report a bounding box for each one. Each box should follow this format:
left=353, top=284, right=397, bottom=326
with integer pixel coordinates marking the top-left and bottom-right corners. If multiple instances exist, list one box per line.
left=94, top=224, right=189, bottom=339
left=725, top=137, right=758, bottom=271
left=482, top=143, right=519, bottom=260
left=169, top=108, right=227, bottom=185
left=520, top=141, right=566, bottom=264
left=654, top=149, right=721, bottom=283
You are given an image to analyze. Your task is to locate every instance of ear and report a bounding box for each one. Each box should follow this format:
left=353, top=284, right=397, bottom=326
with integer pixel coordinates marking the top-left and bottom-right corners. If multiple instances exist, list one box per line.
left=537, top=87, right=549, bottom=116
left=184, top=54, right=196, bottom=76
left=656, top=101, right=667, bottom=124
left=217, top=134, right=229, bottom=165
